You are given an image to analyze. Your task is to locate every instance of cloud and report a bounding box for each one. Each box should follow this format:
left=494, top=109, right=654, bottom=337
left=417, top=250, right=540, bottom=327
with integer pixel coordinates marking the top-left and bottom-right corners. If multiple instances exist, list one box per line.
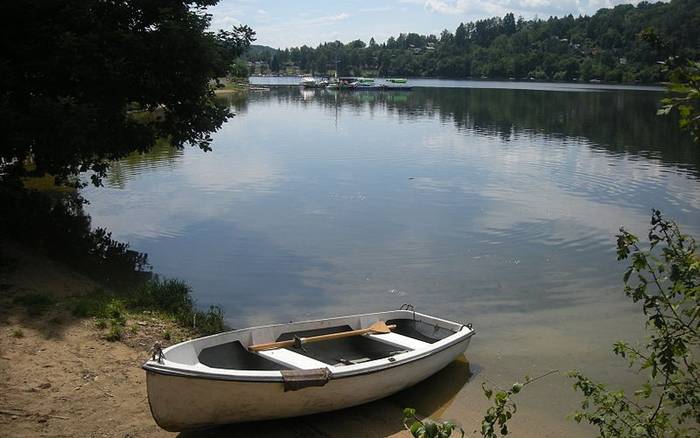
left=304, top=12, right=350, bottom=26
left=358, top=6, right=393, bottom=13
left=415, top=0, right=642, bottom=18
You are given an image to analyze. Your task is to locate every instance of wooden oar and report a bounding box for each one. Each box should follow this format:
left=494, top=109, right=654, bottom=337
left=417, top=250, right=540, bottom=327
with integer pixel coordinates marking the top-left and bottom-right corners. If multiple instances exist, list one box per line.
left=248, top=321, right=396, bottom=352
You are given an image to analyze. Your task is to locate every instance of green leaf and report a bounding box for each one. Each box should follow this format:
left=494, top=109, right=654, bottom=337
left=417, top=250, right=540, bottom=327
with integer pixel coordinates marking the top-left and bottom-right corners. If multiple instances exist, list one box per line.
left=423, top=421, right=438, bottom=438
left=482, top=383, right=493, bottom=400
left=410, top=422, right=423, bottom=437
left=403, top=408, right=417, bottom=419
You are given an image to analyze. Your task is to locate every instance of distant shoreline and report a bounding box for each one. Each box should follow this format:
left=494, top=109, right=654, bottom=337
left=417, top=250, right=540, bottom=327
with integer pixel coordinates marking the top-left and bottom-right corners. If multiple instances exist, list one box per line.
left=248, top=76, right=666, bottom=92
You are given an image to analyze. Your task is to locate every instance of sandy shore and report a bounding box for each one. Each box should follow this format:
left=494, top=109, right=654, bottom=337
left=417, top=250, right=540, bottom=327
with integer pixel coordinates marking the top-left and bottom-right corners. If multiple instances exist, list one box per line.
left=0, top=243, right=418, bottom=437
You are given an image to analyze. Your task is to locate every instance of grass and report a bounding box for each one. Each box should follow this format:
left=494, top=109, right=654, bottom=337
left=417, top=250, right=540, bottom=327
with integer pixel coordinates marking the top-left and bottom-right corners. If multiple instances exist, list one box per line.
left=8, top=277, right=225, bottom=341
left=105, top=322, right=123, bottom=342
left=12, top=328, right=24, bottom=338
left=129, top=278, right=226, bottom=336
left=21, top=175, right=76, bottom=192
left=69, top=278, right=226, bottom=340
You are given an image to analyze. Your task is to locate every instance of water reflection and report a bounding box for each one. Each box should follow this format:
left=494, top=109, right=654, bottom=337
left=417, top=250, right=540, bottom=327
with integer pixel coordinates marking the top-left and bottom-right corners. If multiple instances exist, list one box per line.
left=259, top=87, right=698, bottom=175
left=83, top=85, right=699, bottom=325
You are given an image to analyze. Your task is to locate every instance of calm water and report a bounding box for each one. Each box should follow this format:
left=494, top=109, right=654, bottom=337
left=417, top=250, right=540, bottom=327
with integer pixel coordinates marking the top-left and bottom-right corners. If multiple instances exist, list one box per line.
left=84, top=82, right=699, bottom=436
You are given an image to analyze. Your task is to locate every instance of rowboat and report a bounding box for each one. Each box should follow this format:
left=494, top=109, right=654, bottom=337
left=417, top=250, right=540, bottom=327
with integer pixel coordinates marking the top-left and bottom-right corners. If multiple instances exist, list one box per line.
left=143, top=309, right=475, bottom=431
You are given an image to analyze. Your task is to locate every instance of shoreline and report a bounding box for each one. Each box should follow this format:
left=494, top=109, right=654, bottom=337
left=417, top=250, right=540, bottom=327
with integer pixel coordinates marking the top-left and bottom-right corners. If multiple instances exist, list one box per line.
left=0, top=241, right=417, bottom=437
left=249, top=74, right=667, bottom=87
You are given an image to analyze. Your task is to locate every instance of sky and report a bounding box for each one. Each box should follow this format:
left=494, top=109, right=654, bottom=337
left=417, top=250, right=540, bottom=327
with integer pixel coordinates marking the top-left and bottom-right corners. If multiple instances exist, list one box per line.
left=206, top=0, right=644, bottom=49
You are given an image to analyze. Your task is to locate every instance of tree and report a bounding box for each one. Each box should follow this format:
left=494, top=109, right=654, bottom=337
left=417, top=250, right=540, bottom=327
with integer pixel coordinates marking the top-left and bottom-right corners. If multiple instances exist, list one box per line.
left=270, top=54, right=281, bottom=72
left=247, top=1, right=699, bottom=83
left=455, top=23, right=468, bottom=48
left=0, top=0, right=255, bottom=186
left=503, top=13, right=516, bottom=35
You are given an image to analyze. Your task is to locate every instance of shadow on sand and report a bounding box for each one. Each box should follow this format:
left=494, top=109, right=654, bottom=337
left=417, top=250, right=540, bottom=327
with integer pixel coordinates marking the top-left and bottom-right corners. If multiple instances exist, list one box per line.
left=178, top=356, right=476, bottom=438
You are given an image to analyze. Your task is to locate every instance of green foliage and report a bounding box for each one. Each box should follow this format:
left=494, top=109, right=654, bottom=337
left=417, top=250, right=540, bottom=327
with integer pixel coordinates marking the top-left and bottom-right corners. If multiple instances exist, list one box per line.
left=193, top=305, right=227, bottom=336
left=105, top=322, right=123, bottom=342
left=103, top=298, right=127, bottom=327
left=658, top=60, right=700, bottom=143
left=131, top=278, right=193, bottom=315
left=70, top=278, right=227, bottom=337
left=0, top=1, right=255, bottom=186
left=11, top=328, right=24, bottom=338
left=639, top=28, right=700, bottom=143
left=481, top=370, right=558, bottom=437
left=249, top=1, right=699, bottom=83
left=402, top=408, right=463, bottom=438
left=570, top=210, right=699, bottom=437
left=130, top=278, right=226, bottom=336
left=229, top=59, right=251, bottom=79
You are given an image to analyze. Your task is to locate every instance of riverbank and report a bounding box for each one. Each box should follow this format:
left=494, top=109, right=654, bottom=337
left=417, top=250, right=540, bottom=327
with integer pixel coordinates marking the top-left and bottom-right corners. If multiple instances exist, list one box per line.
left=0, top=241, right=180, bottom=437
left=0, top=241, right=420, bottom=437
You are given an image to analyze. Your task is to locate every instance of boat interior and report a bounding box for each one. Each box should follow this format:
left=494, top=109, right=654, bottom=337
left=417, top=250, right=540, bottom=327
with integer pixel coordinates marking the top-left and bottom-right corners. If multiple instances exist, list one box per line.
left=176, top=311, right=464, bottom=372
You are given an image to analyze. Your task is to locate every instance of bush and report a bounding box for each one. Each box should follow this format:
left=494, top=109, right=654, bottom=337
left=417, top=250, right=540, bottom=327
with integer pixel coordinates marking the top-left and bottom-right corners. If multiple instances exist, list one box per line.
left=102, top=299, right=127, bottom=326
left=105, top=322, right=123, bottom=342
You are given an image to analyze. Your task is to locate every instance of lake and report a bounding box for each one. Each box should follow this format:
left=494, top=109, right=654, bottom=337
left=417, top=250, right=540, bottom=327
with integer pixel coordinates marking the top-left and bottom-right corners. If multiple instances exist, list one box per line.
left=83, top=81, right=699, bottom=436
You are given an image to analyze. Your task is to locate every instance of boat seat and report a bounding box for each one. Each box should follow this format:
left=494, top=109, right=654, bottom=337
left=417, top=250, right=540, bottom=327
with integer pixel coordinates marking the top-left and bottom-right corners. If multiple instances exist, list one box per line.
left=256, top=348, right=330, bottom=370
left=367, top=332, right=431, bottom=351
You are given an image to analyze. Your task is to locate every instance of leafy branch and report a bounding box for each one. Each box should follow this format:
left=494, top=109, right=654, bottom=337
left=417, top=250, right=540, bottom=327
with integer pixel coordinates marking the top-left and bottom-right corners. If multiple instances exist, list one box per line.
left=480, top=370, right=559, bottom=438
left=403, top=408, right=464, bottom=438
left=640, top=28, right=700, bottom=143
left=570, top=210, right=699, bottom=437
left=402, top=370, right=557, bottom=438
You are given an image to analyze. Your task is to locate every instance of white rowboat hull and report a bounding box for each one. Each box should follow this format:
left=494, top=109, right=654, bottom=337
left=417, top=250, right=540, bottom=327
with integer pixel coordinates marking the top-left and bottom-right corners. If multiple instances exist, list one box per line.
left=144, top=310, right=474, bottom=431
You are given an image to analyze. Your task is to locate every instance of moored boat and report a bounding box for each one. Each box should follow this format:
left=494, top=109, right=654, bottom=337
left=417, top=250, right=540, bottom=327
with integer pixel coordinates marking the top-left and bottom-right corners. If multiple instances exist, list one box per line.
left=143, top=309, right=474, bottom=431
left=326, top=77, right=413, bottom=91
left=300, top=76, right=329, bottom=88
